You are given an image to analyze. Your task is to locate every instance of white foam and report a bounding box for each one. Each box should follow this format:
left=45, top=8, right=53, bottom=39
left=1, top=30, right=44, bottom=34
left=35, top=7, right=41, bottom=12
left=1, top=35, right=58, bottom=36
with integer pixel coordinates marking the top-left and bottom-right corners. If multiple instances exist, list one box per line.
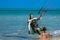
left=50, top=30, right=60, bottom=36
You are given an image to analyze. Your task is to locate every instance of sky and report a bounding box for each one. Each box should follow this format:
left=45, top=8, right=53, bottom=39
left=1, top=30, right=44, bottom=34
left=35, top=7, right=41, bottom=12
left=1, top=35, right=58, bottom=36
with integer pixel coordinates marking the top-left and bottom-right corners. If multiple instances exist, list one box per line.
left=0, top=0, right=60, bottom=9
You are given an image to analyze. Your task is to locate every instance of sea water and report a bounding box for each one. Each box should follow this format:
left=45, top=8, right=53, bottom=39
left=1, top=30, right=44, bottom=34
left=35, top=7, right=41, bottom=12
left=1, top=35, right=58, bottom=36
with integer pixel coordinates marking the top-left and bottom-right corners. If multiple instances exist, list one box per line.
left=0, top=10, right=60, bottom=40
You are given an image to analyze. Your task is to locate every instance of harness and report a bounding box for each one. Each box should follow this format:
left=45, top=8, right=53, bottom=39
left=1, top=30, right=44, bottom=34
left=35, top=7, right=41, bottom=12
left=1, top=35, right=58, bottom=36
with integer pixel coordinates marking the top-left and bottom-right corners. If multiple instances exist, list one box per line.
left=30, top=19, right=38, bottom=27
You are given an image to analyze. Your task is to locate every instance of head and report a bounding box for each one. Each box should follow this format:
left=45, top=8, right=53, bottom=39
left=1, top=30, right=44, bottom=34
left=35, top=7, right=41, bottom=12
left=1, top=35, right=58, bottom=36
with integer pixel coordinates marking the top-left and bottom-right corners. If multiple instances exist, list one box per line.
left=29, top=13, right=34, bottom=19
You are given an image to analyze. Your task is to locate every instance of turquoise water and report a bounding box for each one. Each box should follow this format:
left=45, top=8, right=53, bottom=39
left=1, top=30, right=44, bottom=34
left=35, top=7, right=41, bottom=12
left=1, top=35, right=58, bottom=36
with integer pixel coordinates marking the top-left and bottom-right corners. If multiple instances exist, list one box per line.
left=0, top=10, right=60, bottom=40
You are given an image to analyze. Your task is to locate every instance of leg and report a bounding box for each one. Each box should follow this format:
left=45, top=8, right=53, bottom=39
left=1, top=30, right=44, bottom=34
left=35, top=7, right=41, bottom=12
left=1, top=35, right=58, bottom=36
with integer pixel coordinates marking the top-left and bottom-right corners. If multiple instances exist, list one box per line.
left=31, top=26, right=36, bottom=33
left=36, top=30, right=41, bottom=35
left=35, top=28, right=41, bottom=38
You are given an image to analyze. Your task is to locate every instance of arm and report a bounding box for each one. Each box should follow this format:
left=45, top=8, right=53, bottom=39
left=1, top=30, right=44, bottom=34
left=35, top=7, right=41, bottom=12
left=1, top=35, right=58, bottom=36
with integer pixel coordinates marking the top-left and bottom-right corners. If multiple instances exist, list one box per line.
left=37, top=9, right=48, bottom=20
left=28, top=20, right=31, bottom=34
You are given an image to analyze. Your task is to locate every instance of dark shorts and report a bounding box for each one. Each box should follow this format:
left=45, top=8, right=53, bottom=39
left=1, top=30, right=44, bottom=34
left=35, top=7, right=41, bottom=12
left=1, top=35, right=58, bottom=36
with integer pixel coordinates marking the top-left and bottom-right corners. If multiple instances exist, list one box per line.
left=34, top=26, right=40, bottom=30
left=32, top=26, right=40, bottom=35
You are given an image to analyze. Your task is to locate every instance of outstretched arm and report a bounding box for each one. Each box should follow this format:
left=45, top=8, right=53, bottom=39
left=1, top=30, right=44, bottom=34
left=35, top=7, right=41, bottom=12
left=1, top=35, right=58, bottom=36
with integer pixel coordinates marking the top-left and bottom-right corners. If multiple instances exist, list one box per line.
left=37, top=9, right=48, bottom=20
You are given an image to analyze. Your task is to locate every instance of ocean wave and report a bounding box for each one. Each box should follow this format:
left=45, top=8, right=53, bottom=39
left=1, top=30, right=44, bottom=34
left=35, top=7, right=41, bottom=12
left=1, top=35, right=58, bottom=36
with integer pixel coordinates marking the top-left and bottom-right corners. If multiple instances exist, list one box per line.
left=50, top=30, right=60, bottom=36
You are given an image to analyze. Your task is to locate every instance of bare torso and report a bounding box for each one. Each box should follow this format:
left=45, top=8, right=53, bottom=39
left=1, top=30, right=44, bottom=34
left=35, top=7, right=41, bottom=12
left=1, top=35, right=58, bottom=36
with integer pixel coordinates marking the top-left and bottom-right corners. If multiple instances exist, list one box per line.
left=40, top=32, right=50, bottom=40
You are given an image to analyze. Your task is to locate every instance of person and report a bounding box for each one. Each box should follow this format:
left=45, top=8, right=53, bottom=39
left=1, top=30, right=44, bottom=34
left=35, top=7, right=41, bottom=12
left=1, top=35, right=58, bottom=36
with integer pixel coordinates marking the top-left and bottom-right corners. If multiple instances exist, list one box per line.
left=40, top=27, right=50, bottom=40
left=28, top=9, right=48, bottom=37
left=28, top=14, right=41, bottom=35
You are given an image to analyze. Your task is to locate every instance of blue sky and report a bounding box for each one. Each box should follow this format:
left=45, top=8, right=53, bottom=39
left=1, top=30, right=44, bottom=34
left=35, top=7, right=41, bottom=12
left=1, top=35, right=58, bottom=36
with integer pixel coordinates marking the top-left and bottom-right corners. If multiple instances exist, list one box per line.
left=0, top=0, right=60, bottom=9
